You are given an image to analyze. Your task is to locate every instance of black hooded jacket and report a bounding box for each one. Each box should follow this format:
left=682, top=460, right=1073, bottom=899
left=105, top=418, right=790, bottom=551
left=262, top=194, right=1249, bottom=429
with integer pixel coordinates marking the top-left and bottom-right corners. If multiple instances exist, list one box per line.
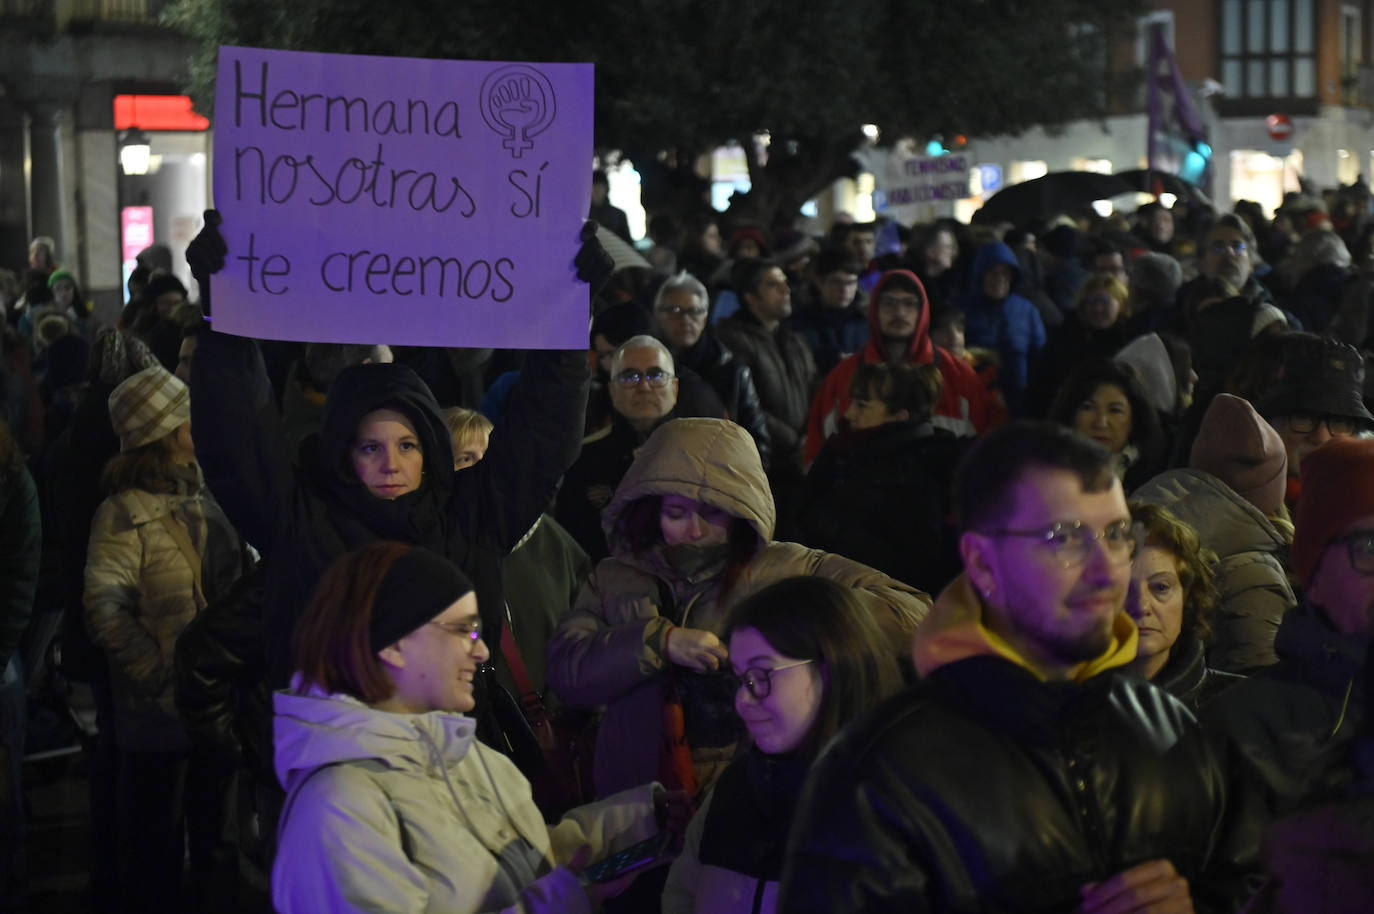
left=190, top=331, right=588, bottom=687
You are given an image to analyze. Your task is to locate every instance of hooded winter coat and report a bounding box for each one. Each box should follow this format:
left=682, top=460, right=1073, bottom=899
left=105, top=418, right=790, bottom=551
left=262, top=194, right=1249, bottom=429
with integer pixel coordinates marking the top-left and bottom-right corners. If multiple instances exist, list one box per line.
left=1200, top=602, right=1369, bottom=869
left=190, top=333, right=587, bottom=686
left=803, top=271, right=992, bottom=466
left=1132, top=468, right=1296, bottom=673
left=961, top=242, right=1048, bottom=416
left=272, top=685, right=659, bottom=914
left=546, top=418, right=929, bottom=797
left=779, top=574, right=1237, bottom=914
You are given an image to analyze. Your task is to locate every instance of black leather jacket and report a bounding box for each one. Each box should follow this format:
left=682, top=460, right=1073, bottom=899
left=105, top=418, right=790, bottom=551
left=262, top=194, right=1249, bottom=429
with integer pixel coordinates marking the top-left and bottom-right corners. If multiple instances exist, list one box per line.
left=1153, top=628, right=1244, bottom=713
left=780, top=655, right=1238, bottom=913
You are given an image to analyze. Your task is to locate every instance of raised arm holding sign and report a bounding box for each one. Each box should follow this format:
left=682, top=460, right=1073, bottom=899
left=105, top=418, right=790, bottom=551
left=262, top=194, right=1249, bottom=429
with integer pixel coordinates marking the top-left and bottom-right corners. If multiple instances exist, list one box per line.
left=187, top=47, right=598, bottom=774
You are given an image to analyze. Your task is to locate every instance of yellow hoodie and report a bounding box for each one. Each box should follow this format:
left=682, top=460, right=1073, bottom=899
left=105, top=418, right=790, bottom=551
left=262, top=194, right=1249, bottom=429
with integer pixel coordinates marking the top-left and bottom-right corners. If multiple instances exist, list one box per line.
left=912, top=573, right=1138, bottom=683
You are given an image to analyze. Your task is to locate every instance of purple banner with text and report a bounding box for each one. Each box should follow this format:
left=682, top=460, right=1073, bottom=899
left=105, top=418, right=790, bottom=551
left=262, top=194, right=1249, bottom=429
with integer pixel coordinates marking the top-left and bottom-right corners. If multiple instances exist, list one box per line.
left=212, top=46, right=593, bottom=348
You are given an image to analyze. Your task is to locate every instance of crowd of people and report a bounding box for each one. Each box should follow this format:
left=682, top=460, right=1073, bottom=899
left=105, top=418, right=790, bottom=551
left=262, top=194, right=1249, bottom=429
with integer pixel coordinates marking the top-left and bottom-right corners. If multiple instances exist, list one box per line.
left=0, top=172, right=1372, bottom=913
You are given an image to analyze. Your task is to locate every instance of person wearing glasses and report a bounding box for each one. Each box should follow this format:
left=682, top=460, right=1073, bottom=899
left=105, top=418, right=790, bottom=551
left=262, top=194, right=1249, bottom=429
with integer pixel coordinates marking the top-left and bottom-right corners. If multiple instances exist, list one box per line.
left=1175, top=214, right=1288, bottom=347
left=1254, top=335, right=1374, bottom=511
left=782, top=421, right=1239, bottom=914
left=548, top=417, right=927, bottom=806
left=554, top=335, right=696, bottom=562
left=661, top=577, right=903, bottom=914
left=651, top=270, right=773, bottom=472
left=804, top=268, right=993, bottom=466
left=273, top=541, right=686, bottom=914
left=789, top=246, right=869, bottom=377
left=1201, top=437, right=1374, bottom=884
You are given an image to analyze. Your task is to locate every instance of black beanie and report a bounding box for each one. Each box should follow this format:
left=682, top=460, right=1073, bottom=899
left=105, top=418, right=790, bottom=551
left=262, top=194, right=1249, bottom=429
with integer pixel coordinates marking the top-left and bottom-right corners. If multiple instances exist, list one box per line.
left=368, top=547, right=474, bottom=651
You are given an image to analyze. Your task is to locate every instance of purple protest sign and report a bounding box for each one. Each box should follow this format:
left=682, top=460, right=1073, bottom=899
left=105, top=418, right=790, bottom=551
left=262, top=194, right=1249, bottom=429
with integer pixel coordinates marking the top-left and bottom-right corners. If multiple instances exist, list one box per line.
left=211, top=46, right=593, bottom=348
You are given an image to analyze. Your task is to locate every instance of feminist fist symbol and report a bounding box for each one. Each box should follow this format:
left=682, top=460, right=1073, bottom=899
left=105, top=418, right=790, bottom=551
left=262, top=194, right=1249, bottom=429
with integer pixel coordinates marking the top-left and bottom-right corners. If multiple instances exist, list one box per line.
left=480, top=65, right=557, bottom=158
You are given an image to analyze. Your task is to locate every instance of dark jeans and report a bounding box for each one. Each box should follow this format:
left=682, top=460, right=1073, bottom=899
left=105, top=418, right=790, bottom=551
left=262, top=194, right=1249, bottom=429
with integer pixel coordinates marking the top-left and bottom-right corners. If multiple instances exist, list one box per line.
left=116, top=746, right=238, bottom=914
left=0, top=654, right=25, bottom=913
left=88, top=670, right=119, bottom=910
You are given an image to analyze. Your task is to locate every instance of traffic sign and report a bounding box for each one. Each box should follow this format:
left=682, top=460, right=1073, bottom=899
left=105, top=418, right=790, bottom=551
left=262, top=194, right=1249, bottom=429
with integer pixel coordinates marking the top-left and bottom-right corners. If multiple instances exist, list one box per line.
left=977, top=164, right=1004, bottom=194
left=1266, top=113, right=1294, bottom=141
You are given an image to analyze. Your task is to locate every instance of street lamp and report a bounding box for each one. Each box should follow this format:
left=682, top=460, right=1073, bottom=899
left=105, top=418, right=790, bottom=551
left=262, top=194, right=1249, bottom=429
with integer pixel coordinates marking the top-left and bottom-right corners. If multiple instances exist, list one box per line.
left=119, top=127, right=151, bottom=176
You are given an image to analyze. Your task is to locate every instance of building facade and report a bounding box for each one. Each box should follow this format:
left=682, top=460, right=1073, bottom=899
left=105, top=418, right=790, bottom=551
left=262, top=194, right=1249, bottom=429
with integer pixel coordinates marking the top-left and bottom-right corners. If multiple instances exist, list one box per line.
left=0, top=0, right=203, bottom=322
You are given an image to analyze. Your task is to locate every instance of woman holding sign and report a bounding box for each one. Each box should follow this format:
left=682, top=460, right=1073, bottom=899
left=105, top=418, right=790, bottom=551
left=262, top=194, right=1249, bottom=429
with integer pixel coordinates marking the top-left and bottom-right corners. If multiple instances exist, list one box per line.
left=184, top=213, right=608, bottom=723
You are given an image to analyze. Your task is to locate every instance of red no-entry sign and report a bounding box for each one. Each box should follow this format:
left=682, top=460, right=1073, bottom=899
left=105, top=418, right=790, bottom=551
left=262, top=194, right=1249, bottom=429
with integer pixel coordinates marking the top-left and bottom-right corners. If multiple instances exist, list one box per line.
left=1266, top=113, right=1294, bottom=141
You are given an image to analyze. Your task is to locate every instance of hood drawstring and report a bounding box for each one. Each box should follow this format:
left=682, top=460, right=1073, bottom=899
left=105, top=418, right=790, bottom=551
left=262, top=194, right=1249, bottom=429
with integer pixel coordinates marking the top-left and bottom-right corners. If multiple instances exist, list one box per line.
left=1329, top=677, right=1356, bottom=741
left=417, top=722, right=545, bottom=869
left=417, top=724, right=484, bottom=840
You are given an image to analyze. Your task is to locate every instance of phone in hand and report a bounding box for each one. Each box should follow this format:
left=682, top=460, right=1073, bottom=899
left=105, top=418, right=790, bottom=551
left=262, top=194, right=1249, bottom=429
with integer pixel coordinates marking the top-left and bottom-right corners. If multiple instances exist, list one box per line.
left=580, top=832, right=672, bottom=884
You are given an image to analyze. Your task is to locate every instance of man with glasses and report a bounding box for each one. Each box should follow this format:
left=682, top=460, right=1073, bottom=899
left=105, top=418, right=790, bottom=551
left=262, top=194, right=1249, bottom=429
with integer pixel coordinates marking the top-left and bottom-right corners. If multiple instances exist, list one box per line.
left=1202, top=437, right=1374, bottom=867
left=1176, top=214, right=1283, bottom=331
left=651, top=270, right=772, bottom=471
left=804, top=268, right=992, bottom=466
left=790, top=246, right=869, bottom=376
left=555, top=335, right=689, bottom=561
left=782, top=422, right=1238, bottom=913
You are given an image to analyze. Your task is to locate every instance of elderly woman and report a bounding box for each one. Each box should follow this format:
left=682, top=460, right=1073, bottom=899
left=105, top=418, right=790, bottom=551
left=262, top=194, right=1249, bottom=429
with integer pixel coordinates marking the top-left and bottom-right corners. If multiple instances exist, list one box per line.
left=1124, top=502, right=1239, bottom=710
left=547, top=418, right=928, bottom=800
left=273, top=542, right=682, bottom=914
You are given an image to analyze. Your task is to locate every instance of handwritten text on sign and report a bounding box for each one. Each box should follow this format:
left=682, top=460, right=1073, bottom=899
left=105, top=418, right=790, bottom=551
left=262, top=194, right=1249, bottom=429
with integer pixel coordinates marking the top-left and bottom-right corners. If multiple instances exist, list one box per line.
left=211, top=46, right=593, bottom=348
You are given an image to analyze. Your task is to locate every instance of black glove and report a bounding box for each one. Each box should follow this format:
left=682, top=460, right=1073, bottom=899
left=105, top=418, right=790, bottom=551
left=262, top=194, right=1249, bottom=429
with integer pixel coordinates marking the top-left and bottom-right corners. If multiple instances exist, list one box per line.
left=185, top=209, right=228, bottom=317
left=574, top=220, right=616, bottom=306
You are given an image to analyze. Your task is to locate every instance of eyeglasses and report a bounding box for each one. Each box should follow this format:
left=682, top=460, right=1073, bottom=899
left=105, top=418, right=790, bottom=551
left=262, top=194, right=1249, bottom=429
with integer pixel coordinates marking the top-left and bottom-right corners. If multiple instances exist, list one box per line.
left=1331, top=530, right=1374, bottom=574
left=657, top=305, right=707, bottom=320
left=728, top=659, right=815, bottom=700
left=876, top=294, right=923, bottom=311
left=613, top=367, right=675, bottom=388
left=1209, top=240, right=1248, bottom=255
left=980, top=520, right=1143, bottom=568
left=1283, top=413, right=1360, bottom=436
left=428, top=619, right=484, bottom=645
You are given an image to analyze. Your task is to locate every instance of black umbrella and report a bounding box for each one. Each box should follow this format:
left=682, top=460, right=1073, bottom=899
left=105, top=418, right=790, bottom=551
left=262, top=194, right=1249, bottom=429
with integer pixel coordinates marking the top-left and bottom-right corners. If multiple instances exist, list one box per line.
left=975, top=171, right=1137, bottom=225
left=1114, top=169, right=1212, bottom=207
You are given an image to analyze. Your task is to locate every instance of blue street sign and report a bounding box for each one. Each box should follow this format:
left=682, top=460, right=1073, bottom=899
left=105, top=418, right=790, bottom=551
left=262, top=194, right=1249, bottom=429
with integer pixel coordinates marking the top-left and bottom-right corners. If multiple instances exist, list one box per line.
left=977, top=164, right=1003, bottom=194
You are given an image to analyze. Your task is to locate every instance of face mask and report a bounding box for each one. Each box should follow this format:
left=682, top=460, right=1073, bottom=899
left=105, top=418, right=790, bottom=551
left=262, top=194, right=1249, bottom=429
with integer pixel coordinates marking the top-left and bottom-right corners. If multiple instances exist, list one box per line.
left=662, top=542, right=732, bottom=578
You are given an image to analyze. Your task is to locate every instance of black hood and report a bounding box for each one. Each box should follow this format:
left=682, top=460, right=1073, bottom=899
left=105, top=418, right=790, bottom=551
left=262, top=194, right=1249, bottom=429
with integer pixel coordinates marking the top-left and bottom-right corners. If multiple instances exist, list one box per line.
left=318, top=362, right=455, bottom=495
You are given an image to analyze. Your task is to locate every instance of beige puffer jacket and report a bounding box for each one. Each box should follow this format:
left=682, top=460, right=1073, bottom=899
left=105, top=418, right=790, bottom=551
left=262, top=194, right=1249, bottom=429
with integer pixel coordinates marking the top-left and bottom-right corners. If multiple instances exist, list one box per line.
left=546, top=418, right=930, bottom=797
left=85, top=481, right=224, bottom=750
